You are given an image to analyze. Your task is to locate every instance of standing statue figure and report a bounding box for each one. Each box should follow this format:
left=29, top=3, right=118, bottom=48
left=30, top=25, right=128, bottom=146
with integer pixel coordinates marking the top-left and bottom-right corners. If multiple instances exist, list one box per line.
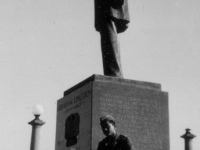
left=95, top=0, right=130, bottom=78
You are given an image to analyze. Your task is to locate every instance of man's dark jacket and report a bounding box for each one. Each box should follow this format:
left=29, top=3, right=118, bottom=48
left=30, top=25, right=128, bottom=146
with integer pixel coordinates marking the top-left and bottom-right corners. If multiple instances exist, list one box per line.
left=97, top=134, right=132, bottom=150
left=94, top=0, right=130, bottom=33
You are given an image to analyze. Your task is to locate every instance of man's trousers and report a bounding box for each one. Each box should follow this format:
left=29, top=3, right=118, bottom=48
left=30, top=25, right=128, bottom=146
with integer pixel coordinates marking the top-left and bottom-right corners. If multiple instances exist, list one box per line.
left=99, top=19, right=123, bottom=78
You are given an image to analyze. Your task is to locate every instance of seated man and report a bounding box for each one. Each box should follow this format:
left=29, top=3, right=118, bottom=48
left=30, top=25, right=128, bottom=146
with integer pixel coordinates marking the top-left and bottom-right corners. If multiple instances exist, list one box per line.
left=97, top=115, right=133, bottom=150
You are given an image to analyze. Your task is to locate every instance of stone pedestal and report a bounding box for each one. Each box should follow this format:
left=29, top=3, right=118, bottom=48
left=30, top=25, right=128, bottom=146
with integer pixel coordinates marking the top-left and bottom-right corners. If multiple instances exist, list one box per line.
left=55, top=75, right=169, bottom=150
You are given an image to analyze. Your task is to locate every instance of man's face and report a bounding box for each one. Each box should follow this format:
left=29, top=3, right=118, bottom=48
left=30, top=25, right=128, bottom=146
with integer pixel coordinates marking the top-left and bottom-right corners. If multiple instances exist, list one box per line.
left=101, top=121, right=116, bottom=137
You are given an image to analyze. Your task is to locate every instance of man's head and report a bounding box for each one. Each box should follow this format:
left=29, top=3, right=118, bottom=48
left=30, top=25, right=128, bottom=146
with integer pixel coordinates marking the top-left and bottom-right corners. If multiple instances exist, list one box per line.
left=100, top=115, right=117, bottom=137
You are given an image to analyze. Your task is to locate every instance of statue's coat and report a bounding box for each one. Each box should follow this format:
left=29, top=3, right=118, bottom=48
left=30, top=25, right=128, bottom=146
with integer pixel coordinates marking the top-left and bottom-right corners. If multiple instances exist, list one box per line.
left=95, top=0, right=130, bottom=33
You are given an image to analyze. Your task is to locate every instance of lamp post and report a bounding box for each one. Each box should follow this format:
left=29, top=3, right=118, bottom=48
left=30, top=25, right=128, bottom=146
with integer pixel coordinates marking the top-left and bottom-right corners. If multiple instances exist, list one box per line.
left=181, top=128, right=196, bottom=150
left=29, top=105, right=45, bottom=150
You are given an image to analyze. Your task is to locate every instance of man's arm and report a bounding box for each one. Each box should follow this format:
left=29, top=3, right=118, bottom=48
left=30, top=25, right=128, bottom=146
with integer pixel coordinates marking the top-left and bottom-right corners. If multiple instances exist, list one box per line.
left=125, top=137, right=133, bottom=150
left=120, top=136, right=133, bottom=150
left=97, top=141, right=104, bottom=150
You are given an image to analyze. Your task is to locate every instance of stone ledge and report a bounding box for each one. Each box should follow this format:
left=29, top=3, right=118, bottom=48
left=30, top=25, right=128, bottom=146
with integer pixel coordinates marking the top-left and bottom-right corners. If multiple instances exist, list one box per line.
left=64, top=74, right=161, bottom=96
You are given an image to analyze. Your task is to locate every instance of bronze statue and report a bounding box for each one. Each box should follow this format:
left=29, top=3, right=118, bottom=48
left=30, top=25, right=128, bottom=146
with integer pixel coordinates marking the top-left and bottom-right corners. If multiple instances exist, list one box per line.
left=94, top=0, right=130, bottom=78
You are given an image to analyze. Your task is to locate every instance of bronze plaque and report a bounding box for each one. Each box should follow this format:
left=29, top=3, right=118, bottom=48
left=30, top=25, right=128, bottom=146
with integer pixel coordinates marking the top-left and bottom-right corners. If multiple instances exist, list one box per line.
left=56, top=83, right=92, bottom=150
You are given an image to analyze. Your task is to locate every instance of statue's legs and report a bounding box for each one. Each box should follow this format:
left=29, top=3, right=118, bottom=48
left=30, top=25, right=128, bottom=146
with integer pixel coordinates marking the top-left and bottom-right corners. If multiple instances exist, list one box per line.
left=100, top=20, right=123, bottom=78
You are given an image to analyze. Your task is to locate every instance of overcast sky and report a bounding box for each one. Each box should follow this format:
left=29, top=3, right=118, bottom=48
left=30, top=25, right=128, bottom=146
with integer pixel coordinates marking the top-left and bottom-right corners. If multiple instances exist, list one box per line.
left=0, top=0, right=200, bottom=150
